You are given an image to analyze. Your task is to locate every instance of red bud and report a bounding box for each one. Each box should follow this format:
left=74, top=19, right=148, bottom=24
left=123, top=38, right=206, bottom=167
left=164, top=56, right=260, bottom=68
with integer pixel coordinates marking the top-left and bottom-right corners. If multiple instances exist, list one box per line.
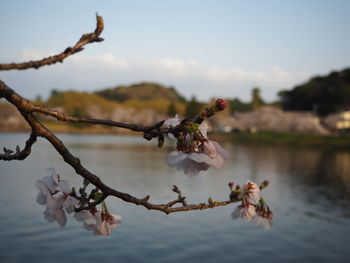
left=215, top=98, right=228, bottom=111
left=228, top=182, right=234, bottom=189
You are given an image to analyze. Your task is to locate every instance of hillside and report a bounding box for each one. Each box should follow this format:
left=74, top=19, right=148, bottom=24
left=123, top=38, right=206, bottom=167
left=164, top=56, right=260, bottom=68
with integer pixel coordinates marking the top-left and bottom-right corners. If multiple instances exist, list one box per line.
left=278, top=68, right=350, bottom=116
left=95, top=82, right=187, bottom=103
left=0, top=83, right=188, bottom=133
left=45, top=90, right=118, bottom=119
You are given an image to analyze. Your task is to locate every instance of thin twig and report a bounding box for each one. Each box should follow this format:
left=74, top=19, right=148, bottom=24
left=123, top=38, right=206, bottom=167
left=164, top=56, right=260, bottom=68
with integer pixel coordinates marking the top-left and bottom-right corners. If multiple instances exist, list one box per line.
left=1, top=79, right=238, bottom=214
left=0, top=132, right=37, bottom=161
left=0, top=15, right=239, bottom=215
left=0, top=14, right=104, bottom=71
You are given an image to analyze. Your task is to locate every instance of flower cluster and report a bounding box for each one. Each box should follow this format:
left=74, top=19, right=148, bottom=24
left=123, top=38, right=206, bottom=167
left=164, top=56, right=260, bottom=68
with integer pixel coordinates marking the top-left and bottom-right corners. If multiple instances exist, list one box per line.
left=229, top=180, right=273, bottom=231
left=36, top=169, right=121, bottom=235
left=74, top=205, right=121, bottom=236
left=36, top=168, right=79, bottom=227
left=164, top=99, right=229, bottom=176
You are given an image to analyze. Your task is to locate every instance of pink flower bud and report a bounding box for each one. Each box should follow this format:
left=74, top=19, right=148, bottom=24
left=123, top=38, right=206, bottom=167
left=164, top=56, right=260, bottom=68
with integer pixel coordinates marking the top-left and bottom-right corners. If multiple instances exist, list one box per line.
left=228, top=182, right=234, bottom=190
left=215, top=98, right=228, bottom=111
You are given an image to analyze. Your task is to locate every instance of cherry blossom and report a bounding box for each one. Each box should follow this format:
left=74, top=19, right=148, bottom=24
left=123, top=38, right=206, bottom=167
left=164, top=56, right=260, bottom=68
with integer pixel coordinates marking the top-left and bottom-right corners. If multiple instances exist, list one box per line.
left=75, top=210, right=122, bottom=236
left=243, top=180, right=260, bottom=205
left=252, top=215, right=272, bottom=231
left=167, top=151, right=212, bottom=175
left=36, top=169, right=79, bottom=226
left=167, top=121, right=229, bottom=175
left=230, top=180, right=260, bottom=222
left=203, top=140, right=229, bottom=168
left=163, top=114, right=180, bottom=128
left=44, top=195, right=67, bottom=227
left=35, top=169, right=60, bottom=205
left=230, top=180, right=273, bottom=230
left=57, top=179, right=80, bottom=214
left=163, top=114, right=181, bottom=140
left=231, top=203, right=257, bottom=221
left=252, top=200, right=273, bottom=231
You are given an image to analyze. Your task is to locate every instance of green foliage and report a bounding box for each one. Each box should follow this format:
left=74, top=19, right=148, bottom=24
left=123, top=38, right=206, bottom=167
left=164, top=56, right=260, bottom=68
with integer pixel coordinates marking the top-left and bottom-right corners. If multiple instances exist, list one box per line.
left=45, top=90, right=118, bottom=118
left=50, top=89, right=62, bottom=98
left=278, top=68, right=350, bottom=116
left=227, top=88, right=266, bottom=114
left=34, top=95, right=43, bottom=103
left=185, top=96, right=203, bottom=118
left=251, top=87, right=264, bottom=109
left=228, top=98, right=252, bottom=113
left=122, top=99, right=185, bottom=115
left=167, top=102, right=177, bottom=116
left=95, top=82, right=187, bottom=103
left=225, top=131, right=350, bottom=149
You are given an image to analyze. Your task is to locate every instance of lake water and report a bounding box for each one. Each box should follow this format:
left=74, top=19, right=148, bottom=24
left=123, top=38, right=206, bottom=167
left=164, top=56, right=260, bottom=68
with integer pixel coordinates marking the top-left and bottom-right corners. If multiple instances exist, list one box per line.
left=0, top=133, right=349, bottom=263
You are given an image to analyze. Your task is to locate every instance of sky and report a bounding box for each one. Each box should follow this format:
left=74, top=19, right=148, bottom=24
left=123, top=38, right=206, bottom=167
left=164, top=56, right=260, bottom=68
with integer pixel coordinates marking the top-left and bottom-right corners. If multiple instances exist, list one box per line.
left=0, top=0, right=349, bottom=102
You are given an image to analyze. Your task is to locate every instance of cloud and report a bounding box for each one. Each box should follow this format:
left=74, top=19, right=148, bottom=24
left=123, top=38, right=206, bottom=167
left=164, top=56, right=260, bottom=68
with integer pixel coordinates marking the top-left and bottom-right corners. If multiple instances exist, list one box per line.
left=69, top=53, right=129, bottom=70
left=2, top=50, right=311, bottom=101
left=20, top=50, right=56, bottom=61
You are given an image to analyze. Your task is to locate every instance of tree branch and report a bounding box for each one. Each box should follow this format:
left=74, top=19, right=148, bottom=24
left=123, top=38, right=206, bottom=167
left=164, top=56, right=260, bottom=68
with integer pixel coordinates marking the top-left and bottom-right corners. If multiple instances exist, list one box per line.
left=0, top=14, right=104, bottom=71
left=0, top=14, right=241, bottom=217
left=0, top=132, right=37, bottom=161
left=0, top=79, right=238, bottom=214
left=31, top=103, right=168, bottom=133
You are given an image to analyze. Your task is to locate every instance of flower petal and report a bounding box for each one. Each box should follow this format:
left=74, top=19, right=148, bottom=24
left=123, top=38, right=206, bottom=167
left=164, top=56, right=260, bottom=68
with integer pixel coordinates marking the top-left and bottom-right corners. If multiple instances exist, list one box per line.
left=65, top=196, right=80, bottom=214
left=199, top=122, right=208, bottom=138
left=74, top=211, right=95, bottom=222
left=212, top=141, right=230, bottom=160
left=58, top=179, right=72, bottom=194
left=167, top=151, right=187, bottom=167
left=55, top=209, right=67, bottom=227
left=163, top=114, right=180, bottom=128
left=36, top=192, right=48, bottom=205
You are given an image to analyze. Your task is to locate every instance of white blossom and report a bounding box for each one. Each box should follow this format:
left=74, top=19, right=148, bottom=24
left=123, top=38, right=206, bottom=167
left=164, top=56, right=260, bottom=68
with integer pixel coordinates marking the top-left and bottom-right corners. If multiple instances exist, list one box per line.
left=74, top=210, right=96, bottom=223
left=163, top=114, right=180, bottom=128
left=35, top=170, right=60, bottom=205
left=105, top=213, right=122, bottom=227
left=231, top=204, right=257, bottom=221
left=166, top=119, right=229, bottom=175
left=36, top=169, right=80, bottom=226
left=62, top=195, right=80, bottom=214
left=56, top=179, right=79, bottom=214
left=252, top=215, right=272, bottom=231
left=44, top=195, right=67, bottom=227
left=244, top=180, right=260, bottom=205
left=167, top=140, right=229, bottom=175
left=167, top=151, right=211, bottom=176
left=163, top=114, right=181, bottom=140
left=58, top=179, right=72, bottom=194
left=77, top=211, right=122, bottom=236
left=203, top=140, right=229, bottom=168
left=199, top=122, right=208, bottom=138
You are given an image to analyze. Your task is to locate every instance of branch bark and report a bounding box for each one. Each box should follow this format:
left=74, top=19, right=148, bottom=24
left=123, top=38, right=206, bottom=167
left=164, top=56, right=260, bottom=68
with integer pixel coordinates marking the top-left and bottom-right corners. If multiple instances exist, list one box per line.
left=0, top=15, right=238, bottom=215
left=0, top=79, right=237, bottom=214
left=0, top=132, right=37, bottom=161
left=0, top=14, right=104, bottom=71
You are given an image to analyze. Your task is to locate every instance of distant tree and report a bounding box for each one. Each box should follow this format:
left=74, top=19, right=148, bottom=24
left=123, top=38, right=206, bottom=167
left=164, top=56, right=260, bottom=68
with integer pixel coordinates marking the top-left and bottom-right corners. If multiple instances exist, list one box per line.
left=278, top=69, right=350, bottom=116
left=229, top=98, right=252, bottom=113
left=251, top=87, right=264, bottom=109
left=50, top=89, right=62, bottom=98
left=185, top=96, right=202, bottom=118
left=34, top=95, right=42, bottom=103
left=167, top=102, right=177, bottom=116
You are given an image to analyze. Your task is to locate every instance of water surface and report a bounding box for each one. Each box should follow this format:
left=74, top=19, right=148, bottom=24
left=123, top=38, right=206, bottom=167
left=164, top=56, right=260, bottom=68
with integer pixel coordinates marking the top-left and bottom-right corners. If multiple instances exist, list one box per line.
left=0, top=133, right=349, bottom=263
